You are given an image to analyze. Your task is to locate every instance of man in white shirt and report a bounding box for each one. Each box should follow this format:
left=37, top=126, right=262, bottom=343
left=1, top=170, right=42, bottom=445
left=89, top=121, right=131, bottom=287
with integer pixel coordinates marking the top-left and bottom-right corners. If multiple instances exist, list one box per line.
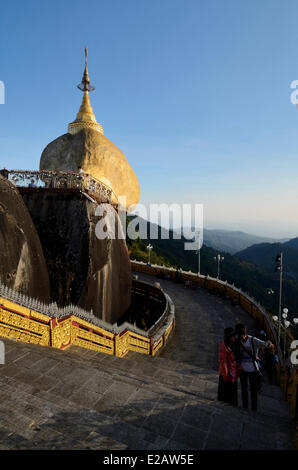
left=235, top=323, right=274, bottom=411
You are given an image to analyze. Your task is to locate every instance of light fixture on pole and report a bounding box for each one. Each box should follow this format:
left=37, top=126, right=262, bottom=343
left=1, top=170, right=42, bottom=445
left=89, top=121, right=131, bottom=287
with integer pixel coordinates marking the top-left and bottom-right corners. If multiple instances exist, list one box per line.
left=274, top=252, right=283, bottom=347
left=146, top=244, right=153, bottom=265
left=213, top=254, right=224, bottom=279
left=273, top=308, right=298, bottom=359
left=282, top=308, right=289, bottom=358
left=196, top=230, right=201, bottom=276
left=282, top=308, right=288, bottom=319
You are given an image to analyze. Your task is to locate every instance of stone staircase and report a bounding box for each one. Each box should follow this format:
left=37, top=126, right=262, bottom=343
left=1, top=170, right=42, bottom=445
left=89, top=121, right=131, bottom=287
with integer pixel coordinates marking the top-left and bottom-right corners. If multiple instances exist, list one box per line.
left=0, top=274, right=296, bottom=450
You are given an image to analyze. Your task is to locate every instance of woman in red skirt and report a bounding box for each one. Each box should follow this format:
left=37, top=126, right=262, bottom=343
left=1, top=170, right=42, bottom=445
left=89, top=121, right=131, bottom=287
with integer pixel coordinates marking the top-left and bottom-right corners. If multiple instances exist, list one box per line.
left=218, top=327, right=240, bottom=406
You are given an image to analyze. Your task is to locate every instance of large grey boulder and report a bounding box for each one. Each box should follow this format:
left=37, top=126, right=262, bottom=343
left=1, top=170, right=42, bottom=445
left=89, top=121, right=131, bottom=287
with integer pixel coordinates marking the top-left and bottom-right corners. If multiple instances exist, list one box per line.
left=21, top=190, right=131, bottom=323
left=0, top=175, right=50, bottom=302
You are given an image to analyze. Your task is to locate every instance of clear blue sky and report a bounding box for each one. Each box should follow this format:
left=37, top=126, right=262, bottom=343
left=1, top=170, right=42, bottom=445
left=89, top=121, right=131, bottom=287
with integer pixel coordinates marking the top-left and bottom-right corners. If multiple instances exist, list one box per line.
left=1, top=0, right=298, bottom=237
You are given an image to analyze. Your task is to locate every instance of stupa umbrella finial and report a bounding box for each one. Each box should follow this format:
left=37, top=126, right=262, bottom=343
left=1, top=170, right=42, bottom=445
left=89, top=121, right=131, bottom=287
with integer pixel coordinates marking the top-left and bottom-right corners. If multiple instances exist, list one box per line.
left=77, top=46, right=95, bottom=92
left=68, top=47, right=103, bottom=135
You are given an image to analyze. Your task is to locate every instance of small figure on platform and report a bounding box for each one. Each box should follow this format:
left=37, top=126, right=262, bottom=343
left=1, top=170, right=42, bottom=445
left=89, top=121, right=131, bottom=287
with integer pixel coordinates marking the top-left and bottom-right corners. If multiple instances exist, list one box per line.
left=29, top=179, right=37, bottom=188
left=0, top=167, right=8, bottom=179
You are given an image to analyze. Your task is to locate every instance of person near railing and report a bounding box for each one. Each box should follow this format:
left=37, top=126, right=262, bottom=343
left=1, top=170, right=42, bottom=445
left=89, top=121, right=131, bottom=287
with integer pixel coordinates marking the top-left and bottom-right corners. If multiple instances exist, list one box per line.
left=28, top=179, right=37, bottom=188
left=234, top=323, right=274, bottom=411
left=218, top=327, right=240, bottom=406
left=262, top=346, right=279, bottom=385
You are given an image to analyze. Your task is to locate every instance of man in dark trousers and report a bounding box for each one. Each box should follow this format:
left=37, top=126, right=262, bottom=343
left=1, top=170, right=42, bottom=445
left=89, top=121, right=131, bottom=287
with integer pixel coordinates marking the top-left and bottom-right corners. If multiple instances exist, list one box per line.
left=235, top=324, right=274, bottom=411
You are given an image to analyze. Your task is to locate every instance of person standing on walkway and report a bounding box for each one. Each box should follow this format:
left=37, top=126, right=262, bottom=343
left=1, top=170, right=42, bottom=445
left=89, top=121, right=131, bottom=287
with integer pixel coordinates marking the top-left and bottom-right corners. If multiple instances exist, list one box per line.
left=218, top=327, right=240, bottom=406
left=262, top=345, right=278, bottom=385
left=234, top=324, right=274, bottom=411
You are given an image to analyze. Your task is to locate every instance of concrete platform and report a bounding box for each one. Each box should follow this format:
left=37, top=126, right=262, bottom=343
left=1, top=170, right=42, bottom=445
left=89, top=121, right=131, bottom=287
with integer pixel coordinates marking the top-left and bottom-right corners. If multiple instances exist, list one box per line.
left=0, top=274, right=296, bottom=450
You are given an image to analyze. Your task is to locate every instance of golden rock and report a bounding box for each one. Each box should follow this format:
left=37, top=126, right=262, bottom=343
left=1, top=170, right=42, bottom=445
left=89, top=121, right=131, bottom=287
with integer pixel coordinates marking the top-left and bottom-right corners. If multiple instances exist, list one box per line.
left=40, top=48, right=140, bottom=209
left=40, top=128, right=140, bottom=208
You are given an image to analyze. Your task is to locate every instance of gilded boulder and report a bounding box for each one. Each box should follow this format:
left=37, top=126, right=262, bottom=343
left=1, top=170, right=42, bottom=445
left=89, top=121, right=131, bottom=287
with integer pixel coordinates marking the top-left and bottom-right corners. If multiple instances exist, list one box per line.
left=40, top=128, right=140, bottom=209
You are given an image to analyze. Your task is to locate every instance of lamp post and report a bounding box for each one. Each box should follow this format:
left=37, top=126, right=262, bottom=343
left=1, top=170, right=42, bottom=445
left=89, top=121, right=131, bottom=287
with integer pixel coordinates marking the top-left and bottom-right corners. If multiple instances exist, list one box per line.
left=273, top=308, right=298, bottom=359
left=196, top=230, right=201, bottom=276
left=275, top=252, right=283, bottom=346
left=214, top=254, right=224, bottom=279
left=146, top=244, right=153, bottom=265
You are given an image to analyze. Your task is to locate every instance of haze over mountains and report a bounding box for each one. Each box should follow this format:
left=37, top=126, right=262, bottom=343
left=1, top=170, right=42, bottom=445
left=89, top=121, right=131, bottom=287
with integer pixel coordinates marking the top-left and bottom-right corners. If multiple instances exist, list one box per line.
left=181, top=227, right=288, bottom=254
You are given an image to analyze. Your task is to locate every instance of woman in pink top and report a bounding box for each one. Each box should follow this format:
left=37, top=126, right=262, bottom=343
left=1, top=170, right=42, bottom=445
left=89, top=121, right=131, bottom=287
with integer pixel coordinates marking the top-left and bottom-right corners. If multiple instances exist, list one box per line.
left=218, top=327, right=240, bottom=406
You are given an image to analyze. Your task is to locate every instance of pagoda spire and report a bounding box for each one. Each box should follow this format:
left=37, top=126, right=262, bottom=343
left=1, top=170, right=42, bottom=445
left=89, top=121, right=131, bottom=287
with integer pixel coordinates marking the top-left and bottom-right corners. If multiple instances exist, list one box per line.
left=68, top=47, right=104, bottom=135
left=77, top=47, right=95, bottom=92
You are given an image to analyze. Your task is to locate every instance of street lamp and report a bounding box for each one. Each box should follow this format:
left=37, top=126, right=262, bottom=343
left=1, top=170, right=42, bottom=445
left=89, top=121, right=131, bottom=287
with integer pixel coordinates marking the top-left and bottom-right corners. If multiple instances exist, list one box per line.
left=196, top=230, right=201, bottom=276
left=146, top=244, right=153, bottom=265
left=274, top=252, right=283, bottom=347
left=273, top=308, right=298, bottom=358
left=213, top=254, right=224, bottom=279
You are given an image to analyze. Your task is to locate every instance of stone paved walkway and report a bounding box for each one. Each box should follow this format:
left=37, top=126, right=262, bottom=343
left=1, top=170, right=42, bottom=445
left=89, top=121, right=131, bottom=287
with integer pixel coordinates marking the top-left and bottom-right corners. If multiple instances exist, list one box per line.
left=0, top=273, right=296, bottom=450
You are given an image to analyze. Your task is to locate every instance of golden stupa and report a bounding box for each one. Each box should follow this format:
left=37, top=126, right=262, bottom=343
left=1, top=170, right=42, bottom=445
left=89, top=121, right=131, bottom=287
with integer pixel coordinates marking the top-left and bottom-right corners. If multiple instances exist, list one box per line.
left=40, top=48, right=140, bottom=209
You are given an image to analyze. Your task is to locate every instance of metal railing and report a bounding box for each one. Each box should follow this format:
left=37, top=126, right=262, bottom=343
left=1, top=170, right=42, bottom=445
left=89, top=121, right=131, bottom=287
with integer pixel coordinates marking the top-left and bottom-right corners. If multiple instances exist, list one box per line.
left=3, top=169, right=116, bottom=203
left=131, top=260, right=285, bottom=361
left=0, top=277, right=175, bottom=357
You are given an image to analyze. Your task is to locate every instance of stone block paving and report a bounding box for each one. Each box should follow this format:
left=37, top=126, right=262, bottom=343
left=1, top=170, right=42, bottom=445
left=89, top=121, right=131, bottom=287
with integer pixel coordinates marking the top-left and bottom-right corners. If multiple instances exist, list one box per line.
left=0, top=273, right=296, bottom=450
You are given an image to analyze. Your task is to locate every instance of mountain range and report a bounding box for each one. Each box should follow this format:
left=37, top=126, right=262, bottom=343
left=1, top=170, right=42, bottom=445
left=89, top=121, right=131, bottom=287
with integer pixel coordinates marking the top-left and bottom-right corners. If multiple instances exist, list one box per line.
left=236, top=238, right=298, bottom=281
left=126, top=217, right=298, bottom=320
left=180, top=227, right=288, bottom=254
